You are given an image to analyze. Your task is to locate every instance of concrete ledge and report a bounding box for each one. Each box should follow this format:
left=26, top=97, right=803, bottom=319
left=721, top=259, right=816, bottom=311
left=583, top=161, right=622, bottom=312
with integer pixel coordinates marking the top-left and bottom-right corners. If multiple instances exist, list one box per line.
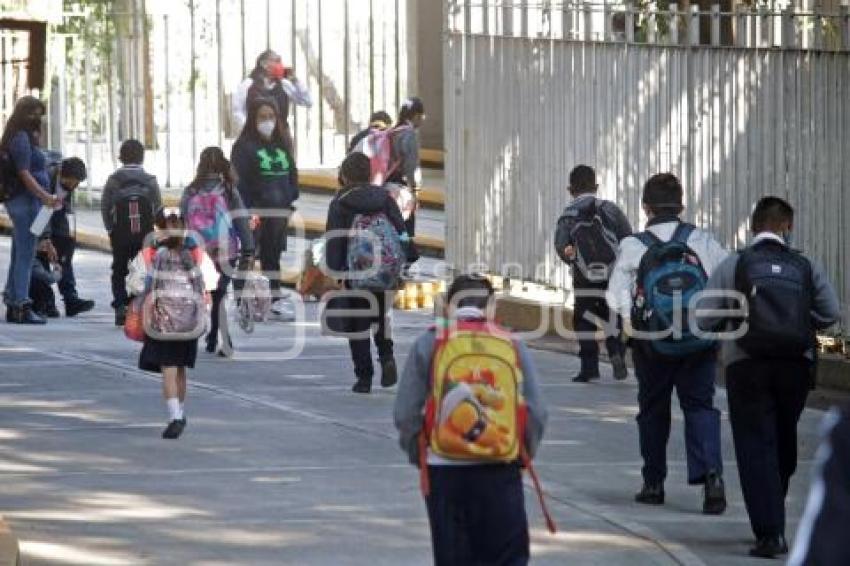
left=419, top=148, right=445, bottom=170
left=298, top=171, right=445, bottom=208
left=0, top=517, right=21, bottom=566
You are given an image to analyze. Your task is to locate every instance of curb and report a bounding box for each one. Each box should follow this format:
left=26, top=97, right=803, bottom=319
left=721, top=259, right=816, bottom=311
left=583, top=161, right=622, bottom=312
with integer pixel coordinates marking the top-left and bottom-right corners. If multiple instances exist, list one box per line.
left=298, top=171, right=445, bottom=208
left=0, top=517, right=20, bottom=566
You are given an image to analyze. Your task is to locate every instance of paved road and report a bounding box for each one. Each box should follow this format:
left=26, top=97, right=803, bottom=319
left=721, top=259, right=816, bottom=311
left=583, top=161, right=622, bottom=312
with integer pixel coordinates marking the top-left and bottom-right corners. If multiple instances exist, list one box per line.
left=0, top=238, right=830, bottom=565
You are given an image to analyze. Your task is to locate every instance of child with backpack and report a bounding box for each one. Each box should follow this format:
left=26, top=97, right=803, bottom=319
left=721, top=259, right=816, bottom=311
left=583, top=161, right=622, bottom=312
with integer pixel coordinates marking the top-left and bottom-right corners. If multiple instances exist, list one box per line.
left=101, top=139, right=163, bottom=326
left=606, top=173, right=729, bottom=515
left=394, top=274, right=550, bottom=565
left=133, top=209, right=219, bottom=439
left=323, top=152, right=408, bottom=394
left=554, top=165, right=632, bottom=382
left=699, top=197, right=840, bottom=559
left=181, top=147, right=255, bottom=356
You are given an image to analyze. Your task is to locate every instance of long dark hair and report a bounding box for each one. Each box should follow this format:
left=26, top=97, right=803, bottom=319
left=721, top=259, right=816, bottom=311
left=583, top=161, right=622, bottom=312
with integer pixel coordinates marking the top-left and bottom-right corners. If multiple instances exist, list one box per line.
left=0, top=96, right=46, bottom=149
left=189, top=146, right=235, bottom=197
left=237, top=97, right=286, bottom=146
left=249, top=49, right=278, bottom=82
left=396, top=97, right=425, bottom=126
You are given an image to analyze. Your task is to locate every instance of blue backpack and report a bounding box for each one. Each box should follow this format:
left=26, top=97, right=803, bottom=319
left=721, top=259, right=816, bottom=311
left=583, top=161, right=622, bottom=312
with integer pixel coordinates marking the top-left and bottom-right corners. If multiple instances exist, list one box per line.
left=347, top=212, right=405, bottom=291
left=632, top=223, right=715, bottom=358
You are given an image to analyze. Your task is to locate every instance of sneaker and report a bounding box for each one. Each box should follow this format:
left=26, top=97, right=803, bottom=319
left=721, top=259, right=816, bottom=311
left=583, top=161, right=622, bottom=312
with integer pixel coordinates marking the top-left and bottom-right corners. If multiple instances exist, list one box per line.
left=7, top=305, right=47, bottom=325
left=380, top=358, right=398, bottom=388
left=115, top=306, right=127, bottom=326
left=352, top=379, right=372, bottom=394
left=572, top=372, right=600, bottom=383
left=749, top=535, right=788, bottom=559
left=611, top=354, right=628, bottom=381
left=635, top=483, right=665, bottom=505
left=65, top=298, right=95, bottom=317
left=703, top=471, right=727, bottom=515
left=161, top=419, right=186, bottom=440
left=270, top=298, right=295, bottom=322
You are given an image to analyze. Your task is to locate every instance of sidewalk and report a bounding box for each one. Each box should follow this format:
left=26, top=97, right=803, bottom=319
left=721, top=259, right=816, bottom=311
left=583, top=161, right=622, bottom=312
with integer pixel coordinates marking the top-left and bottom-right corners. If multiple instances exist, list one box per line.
left=0, top=238, right=832, bottom=565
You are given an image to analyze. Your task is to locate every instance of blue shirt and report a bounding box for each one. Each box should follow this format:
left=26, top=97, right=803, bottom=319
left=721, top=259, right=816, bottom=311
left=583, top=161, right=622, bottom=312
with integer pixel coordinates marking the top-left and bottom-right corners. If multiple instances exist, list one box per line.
left=7, top=130, right=49, bottom=197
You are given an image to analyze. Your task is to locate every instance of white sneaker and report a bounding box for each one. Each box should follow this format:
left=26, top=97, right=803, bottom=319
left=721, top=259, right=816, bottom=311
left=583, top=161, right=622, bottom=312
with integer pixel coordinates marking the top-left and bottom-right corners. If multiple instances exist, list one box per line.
left=270, top=298, right=295, bottom=321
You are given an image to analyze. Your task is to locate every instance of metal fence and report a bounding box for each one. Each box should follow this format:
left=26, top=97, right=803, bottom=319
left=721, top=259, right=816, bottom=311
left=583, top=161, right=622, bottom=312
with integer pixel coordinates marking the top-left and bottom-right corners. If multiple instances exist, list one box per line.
left=444, top=1, right=850, bottom=330
left=40, top=0, right=409, bottom=189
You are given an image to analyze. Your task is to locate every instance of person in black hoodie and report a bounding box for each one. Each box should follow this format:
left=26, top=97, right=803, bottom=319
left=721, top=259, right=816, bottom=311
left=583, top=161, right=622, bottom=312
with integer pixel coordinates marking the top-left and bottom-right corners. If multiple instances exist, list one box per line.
left=324, top=152, right=408, bottom=394
left=231, top=97, right=299, bottom=318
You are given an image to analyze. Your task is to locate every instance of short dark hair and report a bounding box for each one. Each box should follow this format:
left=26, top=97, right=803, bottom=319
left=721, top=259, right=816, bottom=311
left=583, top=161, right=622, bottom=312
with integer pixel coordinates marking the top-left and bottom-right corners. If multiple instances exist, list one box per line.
left=339, top=152, right=371, bottom=185
left=370, top=111, right=393, bottom=127
left=119, top=139, right=145, bottom=165
left=60, top=157, right=87, bottom=181
left=397, top=97, right=425, bottom=125
left=447, top=274, right=494, bottom=311
left=751, top=196, right=794, bottom=233
left=568, top=165, right=597, bottom=195
left=642, top=173, right=684, bottom=215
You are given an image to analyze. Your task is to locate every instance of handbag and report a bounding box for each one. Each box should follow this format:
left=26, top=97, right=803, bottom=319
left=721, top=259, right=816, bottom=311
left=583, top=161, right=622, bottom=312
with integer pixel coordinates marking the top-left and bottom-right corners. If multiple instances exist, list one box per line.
left=124, top=295, right=146, bottom=342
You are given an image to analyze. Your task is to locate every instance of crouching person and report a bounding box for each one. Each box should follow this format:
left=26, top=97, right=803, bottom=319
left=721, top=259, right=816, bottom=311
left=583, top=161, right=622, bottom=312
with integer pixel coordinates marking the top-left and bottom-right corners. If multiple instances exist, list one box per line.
left=394, top=275, right=551, bottom=566
left=132, top=209, right=219, bottom=439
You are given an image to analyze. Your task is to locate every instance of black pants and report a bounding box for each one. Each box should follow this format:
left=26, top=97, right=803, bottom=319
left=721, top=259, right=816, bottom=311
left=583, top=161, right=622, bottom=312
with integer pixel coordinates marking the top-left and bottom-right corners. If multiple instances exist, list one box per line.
left=110, top=236, right=143, bottom=309
left=208, top=262, right=232, bottom=348
left=426, top=464, right=530, bottom=566
left=256, top=217, right=288, bottom=295
left=573, top=292, right=623, bottom=375
left=51, top=234, right=78, bottom=302
left=726, top=358, right=810, bottom=539
left=347, top=289, right=393, bottom=381
left=29, top=256, right=56, bottom=312
left=632, top=347, right=723, bottom=485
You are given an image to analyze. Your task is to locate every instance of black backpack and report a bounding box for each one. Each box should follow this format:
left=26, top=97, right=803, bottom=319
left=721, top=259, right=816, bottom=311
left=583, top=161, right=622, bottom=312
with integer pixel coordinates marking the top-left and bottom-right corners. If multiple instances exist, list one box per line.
left=734, top=240, right=814, bottom=358
left=562, top=199, right=620, bottom=284
left=112, top=182, right=155, bottom=244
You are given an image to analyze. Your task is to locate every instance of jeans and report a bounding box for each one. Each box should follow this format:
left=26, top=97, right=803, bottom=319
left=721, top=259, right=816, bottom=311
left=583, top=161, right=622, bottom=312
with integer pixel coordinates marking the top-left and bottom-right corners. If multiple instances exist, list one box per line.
left=3, top=193, right=40, bottom=307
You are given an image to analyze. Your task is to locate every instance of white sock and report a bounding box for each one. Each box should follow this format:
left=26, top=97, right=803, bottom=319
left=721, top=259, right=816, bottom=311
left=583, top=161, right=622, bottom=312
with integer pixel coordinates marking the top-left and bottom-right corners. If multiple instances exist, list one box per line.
left=180, top=402, right=186, bottom=416
left=166, top=398, right=183, bottom=421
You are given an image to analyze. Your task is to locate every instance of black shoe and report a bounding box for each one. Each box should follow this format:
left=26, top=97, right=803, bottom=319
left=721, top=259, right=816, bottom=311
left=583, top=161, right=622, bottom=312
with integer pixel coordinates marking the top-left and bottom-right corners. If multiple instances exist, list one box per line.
left=7, top=305, right=47, bottom=325
left=352, top=379, right=372, bottom=394
left=44, top=304, right=61, bottom=318
left=115, top=306, right=127, bottom=326
left=749, top=535, right=788, bottom=559
left=380, top=358, right=398, bottom=388
left=205, top=335, right=217, bottom=354
left=161, top=419, right=186, bottom=440
left=65, top=298, right=94, bottom=317
left=572, top=372, right=600, bottom=383
left=703, top=471, right=727, bottom=515
left=611, top=354, right=628, bottom=381
left=635, top=483, right=665, bottom=505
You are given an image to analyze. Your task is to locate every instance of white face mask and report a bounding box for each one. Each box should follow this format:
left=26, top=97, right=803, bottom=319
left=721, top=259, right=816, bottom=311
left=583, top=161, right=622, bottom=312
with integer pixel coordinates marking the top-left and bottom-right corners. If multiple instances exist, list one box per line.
left=257, top=120, right=276, bottom=139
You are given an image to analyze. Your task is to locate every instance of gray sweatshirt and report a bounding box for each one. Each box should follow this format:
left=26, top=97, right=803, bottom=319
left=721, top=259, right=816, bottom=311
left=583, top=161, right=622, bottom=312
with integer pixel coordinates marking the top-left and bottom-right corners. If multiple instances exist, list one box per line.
left=393, top=312, right=548, bottom=466
left=699, top=232, right=841, bottom=367
left=390, top=124, right=420, bottom=187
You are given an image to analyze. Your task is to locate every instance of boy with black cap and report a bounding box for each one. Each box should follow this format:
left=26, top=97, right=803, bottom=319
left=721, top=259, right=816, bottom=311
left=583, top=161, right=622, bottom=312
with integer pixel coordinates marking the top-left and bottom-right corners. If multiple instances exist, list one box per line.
left=607, top=173, right=729, bottom=515
left=554, top=164, right=632, bottom=382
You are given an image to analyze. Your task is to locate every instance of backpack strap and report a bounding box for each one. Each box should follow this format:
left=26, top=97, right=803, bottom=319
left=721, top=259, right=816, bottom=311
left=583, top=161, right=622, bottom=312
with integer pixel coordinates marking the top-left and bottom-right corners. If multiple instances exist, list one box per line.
left=634, top=230, right=662, bottom=249
left=671, top=222, right=695, bottom=245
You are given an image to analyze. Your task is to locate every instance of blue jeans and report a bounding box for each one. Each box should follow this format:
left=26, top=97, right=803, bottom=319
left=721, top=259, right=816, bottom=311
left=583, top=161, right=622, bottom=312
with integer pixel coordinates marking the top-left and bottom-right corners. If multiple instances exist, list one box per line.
left=3, top=193, right=40, bottom=307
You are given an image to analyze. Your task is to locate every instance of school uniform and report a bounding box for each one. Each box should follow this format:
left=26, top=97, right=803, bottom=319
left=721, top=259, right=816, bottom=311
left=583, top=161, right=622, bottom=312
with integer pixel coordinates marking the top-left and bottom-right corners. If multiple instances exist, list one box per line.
left=607, top=215, right=729, bottom=487
left=554, top=193, right=632, bottom=377
left=393, top=309, right=548, bottom=566
left=700, top=232, right=840, bottom=542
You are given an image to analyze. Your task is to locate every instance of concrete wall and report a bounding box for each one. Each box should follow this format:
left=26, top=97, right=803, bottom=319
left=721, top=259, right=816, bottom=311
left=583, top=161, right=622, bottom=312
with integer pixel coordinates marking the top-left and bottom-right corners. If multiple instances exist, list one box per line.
left=408, top=0, right=444, bottom=150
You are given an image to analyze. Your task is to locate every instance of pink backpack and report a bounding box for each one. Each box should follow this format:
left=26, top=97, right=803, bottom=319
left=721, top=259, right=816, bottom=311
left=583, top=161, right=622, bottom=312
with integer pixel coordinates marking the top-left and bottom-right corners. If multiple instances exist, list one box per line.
left=185, top=185, right=238, bottom=260
left=354, top=125, right=412, bottom=185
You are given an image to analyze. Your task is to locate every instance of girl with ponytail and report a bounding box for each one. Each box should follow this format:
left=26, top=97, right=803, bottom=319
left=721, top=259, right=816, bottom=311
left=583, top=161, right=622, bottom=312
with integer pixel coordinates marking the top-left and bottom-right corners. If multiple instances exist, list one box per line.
left=181, top=146, right=255, bottom=355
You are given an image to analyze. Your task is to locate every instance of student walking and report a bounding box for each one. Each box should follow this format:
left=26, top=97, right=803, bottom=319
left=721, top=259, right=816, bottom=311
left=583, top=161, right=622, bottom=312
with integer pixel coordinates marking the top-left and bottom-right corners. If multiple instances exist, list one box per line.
left=554, top=165, right=632, bottom=382
left=181, top=147, right=254, bottom=355
left=388, top=97, right=425, bottom=265
left=231, top=49, right=312, bottom=156
left=606, top=173, right=729, bottom=514
left=323, top=152, right=407, bottom=393
left=700, top=197, right=840, bottom=559
left=348, top=110, right=393, bottom=154
left=231, top=97, right=299, bottom=320
left=101, top=139, right=162, bottom=326
left=394, top=275, right=549, bottom=566
left=1, top=96, right=59, bottom=324
left=46, top=157, right=95, bottom=317
left=133, top=210, right=218, bottom=439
